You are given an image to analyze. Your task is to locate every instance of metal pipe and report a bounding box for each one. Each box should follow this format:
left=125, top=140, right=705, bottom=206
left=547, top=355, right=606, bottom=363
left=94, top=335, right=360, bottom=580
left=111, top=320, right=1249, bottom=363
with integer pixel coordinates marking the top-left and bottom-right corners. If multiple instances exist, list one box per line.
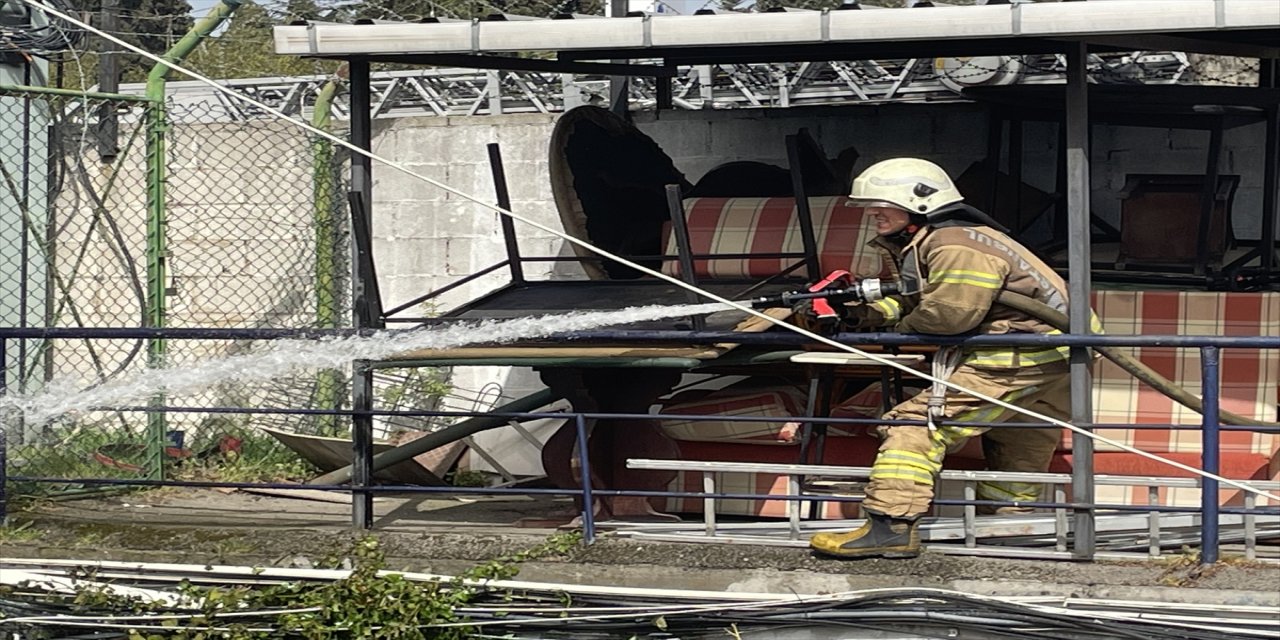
left=1065, top=41, right=1095, bottom=561
left=347, top=59, right=376, bottom=528
left=312, top=78, right=341, bottom=331
left=1263, top=75, right=1278, bottom=273
left=665, top=184, right=705, bottom=330
left=11, top=475, right=1278, bottom=517
left=98, top=0, right=120, bottom=161
left=347, top=191, right=384, bottom=329
left=145, top=0, right=242, bottom=95
left=985, top=108, right=1003, bottom=215
left=1010, top=118, right=1024, bottom=232
left=1200, top=346, right=1221, bottom=565
left=606, top=0, right=628, bottom=116
left=0, top=84, right=153, bottom=102
left=19, top=62, right=31, bottom=393
left=785, top=134, right=821, bottom=281
left=1195, top=125, right=1223, bottom=275
left=2, top=326, right=1277, bottom=349
left=382, top=261, right=509, bottom=317
left=488, top=143, right=525, bottom=284
left=307, top=388, right=558, bottom=486
left=312, top=73, right=343, bottom=436
left=575, top=413, right=595, bottom=544
left=351, top=361, right=374, bottom=529
left=142, top=0, right=243, bottom=482
left=0, top=426, right=7, bottom=526
left=42, top=89, right=56, bottom=386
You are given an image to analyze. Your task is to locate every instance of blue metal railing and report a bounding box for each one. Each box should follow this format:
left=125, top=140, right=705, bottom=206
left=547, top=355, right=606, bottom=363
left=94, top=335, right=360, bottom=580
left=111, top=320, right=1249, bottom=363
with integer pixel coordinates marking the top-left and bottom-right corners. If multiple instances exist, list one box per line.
left=2, top=329, right=1278, bottom=565
left=1201, top=345, right=1222, bottom=563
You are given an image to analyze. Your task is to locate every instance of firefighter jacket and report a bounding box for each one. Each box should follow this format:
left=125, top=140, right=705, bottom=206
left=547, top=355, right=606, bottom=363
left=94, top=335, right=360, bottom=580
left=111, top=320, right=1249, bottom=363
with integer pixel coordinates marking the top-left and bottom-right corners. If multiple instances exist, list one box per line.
left=850, top=221, right=1099, bottom=370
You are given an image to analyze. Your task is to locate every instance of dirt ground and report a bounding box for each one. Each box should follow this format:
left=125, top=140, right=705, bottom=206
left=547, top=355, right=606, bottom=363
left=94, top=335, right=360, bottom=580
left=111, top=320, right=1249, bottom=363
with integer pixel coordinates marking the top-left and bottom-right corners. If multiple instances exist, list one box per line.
left=3, top=487, right=1279, bottom=603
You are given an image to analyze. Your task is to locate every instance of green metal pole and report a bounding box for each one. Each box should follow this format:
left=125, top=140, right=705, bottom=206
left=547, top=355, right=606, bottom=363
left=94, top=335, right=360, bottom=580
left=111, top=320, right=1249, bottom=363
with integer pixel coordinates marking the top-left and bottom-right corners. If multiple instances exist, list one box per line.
left=0, top=84, right=153, bottom=102
left=311, top=76, right=343, bottom=436
left=143, top=0, right=242, bottom=479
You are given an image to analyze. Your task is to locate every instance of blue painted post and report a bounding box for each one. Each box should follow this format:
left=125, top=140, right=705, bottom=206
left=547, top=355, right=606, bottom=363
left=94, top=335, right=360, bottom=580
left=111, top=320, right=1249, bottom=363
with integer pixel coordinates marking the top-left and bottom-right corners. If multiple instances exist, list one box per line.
left=1200, top=346, right=1221, bottom=565
left=574, top=413, right=596, bottom=544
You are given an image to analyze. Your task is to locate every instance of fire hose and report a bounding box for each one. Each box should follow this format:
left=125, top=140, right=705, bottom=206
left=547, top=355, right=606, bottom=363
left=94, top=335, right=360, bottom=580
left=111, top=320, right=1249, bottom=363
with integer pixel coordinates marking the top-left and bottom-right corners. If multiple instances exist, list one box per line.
left=750, top=272, right=1280, bottom=428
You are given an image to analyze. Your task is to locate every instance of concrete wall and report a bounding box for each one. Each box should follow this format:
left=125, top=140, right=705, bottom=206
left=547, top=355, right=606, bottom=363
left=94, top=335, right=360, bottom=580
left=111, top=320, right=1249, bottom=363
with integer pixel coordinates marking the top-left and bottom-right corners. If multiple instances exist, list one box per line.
left=641, top=104, right=1270, bottom=240
left=373, top=103, right=1275, bottom=474
left=32, top=116, right=337, bottom=446
left=371, top=114, right=569, bottom=472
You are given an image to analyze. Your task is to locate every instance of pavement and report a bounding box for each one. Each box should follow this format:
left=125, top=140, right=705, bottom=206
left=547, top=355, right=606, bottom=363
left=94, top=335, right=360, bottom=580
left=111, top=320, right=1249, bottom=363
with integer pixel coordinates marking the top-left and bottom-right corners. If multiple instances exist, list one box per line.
left=3, top=488, right=1279, bottom=608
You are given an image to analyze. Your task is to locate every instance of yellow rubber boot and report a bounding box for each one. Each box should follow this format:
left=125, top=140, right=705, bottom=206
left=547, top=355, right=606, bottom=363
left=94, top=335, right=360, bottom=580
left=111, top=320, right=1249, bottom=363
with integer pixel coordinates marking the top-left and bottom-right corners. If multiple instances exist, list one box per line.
left=809, top=512, right=921, bottom=559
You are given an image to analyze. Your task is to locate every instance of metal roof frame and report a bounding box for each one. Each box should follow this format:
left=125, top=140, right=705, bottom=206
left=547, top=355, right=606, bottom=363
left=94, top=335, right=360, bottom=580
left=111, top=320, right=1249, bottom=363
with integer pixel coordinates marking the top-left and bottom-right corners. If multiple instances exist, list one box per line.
left=272, top=3, right=1280, bottom=549
left=274, top=0, right=1280, bottom=72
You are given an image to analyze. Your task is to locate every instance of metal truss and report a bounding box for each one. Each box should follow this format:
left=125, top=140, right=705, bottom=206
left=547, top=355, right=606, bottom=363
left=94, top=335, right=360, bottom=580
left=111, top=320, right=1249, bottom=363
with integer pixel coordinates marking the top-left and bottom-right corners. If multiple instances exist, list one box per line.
left=118, top=52, right=1191, bottom=122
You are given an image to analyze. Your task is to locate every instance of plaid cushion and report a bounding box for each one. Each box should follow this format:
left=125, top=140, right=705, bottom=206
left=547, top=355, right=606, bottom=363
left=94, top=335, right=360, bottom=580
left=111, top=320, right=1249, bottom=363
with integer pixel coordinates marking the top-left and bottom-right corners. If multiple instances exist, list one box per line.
left=1079, top=290, right=1280, bottom=456
left=659, top=389, right=808, bottom=444
left=658, top=289, right=1280, bottom=514
left=658, top=382, right=899, bottom=444
left=661, top=196, right=894, bottom=280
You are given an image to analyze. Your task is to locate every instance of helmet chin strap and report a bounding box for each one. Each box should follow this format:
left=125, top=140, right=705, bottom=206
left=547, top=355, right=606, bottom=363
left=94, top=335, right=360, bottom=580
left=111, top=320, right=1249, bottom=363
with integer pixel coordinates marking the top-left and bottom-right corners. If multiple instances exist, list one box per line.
left=881, top=225, right=920, bottom=246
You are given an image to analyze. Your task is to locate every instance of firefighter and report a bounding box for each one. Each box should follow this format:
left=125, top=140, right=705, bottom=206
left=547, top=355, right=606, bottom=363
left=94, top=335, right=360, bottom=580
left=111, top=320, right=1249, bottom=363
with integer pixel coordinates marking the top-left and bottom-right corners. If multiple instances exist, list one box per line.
left=794, top=157, right=1097, bottom=559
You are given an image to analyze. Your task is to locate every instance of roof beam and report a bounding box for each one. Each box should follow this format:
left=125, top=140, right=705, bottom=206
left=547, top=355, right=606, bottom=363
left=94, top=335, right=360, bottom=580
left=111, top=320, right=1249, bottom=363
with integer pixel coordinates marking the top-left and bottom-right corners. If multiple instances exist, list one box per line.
left=1068, top=34, right=1279, bottom=59
left=276, top=1, right=1280, bottom=62
left=564, top=40, right=1067, bottom=66
left=345, top=54, right=676, bottom=77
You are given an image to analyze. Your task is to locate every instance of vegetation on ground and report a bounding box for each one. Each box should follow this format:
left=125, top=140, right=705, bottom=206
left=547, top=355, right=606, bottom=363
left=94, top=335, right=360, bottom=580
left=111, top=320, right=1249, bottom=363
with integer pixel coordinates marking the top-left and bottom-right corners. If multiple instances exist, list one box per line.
left=0, top=532, right=584, bottom=638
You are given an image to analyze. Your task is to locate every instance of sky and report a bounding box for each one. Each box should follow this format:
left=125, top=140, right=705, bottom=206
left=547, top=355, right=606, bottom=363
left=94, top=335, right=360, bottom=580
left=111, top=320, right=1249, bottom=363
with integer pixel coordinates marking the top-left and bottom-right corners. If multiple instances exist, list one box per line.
left=188, top=0, right=222, bottom=15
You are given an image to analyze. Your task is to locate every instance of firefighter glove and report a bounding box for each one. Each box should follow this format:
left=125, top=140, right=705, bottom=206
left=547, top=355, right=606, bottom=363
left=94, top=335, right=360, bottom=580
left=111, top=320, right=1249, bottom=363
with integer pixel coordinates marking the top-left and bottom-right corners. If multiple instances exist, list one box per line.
left=791, top=298, right=842, bottom=331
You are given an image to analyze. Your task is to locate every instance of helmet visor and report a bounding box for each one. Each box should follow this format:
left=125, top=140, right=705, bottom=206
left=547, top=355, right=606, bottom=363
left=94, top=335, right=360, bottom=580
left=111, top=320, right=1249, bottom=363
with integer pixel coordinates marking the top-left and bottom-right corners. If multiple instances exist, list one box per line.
left=846, top=198, right=906, bottom=211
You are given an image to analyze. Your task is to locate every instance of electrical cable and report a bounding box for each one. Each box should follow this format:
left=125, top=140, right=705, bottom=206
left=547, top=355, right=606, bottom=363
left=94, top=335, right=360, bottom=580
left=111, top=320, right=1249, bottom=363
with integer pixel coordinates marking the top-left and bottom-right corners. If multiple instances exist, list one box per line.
left=0, top=0, right=83, bottom=52
left=4, top=580, right=1275, bottom=640
left=15, top=0, right=1280, bottom=508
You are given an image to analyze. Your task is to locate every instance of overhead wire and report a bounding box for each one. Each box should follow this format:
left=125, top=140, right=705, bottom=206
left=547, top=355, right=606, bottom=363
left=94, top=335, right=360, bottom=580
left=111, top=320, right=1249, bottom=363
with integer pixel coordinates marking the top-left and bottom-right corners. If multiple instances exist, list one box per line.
left=16, top=0, right=1280, bottom=505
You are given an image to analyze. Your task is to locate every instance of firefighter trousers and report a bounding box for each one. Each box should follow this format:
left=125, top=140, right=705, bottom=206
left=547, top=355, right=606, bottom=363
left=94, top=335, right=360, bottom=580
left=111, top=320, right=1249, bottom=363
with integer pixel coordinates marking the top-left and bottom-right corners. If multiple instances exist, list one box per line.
left=861, top=361, right=1072, bottom=519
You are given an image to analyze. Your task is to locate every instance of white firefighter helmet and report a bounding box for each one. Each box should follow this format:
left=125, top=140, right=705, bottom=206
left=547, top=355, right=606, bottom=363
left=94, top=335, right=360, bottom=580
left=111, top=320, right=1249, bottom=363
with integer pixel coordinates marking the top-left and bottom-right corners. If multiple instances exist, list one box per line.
left=848, top=158, right=964, bottom=215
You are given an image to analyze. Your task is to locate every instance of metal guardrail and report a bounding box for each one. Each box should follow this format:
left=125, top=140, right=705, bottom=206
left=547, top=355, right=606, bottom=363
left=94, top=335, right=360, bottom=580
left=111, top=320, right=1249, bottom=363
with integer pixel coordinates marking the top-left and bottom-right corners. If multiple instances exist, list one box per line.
left=2, top=329, right=1278, bottom=564
left=625, top=458, right=1280, bottom=561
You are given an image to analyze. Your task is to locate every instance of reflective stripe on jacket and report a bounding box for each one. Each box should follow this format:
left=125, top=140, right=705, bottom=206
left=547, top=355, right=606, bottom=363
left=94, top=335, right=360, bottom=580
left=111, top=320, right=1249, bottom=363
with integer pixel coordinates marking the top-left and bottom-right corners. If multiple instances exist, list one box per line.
left=856, top=223, right=1101, bottom=369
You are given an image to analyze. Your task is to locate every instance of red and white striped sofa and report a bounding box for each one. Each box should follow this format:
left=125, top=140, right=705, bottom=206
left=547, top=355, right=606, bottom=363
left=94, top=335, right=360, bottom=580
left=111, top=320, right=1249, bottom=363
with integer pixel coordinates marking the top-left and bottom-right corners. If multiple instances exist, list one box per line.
left=652, top=197, right=1280, bottom=517
left=663, top=196, right=895, bottom=280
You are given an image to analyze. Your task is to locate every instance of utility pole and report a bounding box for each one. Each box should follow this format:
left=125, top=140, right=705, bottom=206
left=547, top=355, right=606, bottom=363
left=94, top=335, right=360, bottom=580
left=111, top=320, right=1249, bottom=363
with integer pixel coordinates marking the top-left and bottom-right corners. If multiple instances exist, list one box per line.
left=98, top=0, right=119, bottom=161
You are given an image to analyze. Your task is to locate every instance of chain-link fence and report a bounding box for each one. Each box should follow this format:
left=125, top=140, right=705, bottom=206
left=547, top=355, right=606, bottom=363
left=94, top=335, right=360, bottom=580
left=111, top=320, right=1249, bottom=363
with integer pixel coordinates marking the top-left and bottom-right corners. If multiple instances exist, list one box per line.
left=0, top=86, right=457, bottom=496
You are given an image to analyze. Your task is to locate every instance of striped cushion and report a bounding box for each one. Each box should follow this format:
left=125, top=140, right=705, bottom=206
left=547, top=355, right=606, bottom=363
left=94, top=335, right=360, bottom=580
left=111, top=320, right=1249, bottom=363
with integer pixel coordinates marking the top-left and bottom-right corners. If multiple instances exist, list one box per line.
left=658, top=382, right=902, bottom=444
left=661, top=196, right=894, bottom=280
left=658, top=291, right=1278, bottom=459
left=656, top=289, right=1280, bottom=514
left=1081, top=290, right=1280, bottom=456
left=659, top=389, right=808, bottom=444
